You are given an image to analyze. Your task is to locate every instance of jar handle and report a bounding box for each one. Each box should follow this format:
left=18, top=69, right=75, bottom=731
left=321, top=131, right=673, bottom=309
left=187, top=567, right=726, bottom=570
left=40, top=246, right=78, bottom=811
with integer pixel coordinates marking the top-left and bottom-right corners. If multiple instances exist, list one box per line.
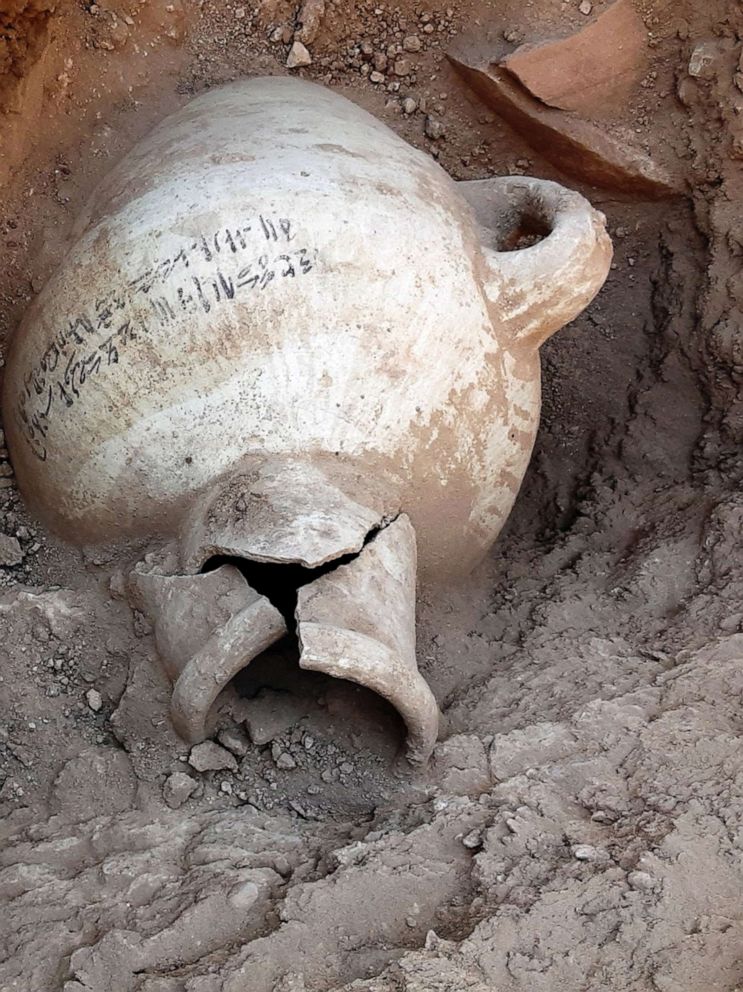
left=458, top=177, right=613, bottom=350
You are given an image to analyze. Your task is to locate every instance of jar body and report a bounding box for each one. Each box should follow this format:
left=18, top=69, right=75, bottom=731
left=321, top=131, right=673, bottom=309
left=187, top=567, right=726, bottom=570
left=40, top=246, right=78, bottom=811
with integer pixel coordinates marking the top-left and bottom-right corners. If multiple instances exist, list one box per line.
left=4, top=77, right=542, bottom=574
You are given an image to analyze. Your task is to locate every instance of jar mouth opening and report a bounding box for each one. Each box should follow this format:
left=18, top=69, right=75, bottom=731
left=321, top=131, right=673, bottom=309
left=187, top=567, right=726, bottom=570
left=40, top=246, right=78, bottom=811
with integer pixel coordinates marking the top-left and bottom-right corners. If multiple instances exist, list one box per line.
left=483, top=188, right=554, bottom=252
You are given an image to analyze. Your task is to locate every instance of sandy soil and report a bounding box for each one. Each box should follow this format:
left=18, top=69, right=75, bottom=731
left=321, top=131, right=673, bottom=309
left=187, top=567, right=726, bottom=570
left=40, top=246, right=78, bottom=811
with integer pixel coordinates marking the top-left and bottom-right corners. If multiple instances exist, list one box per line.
left=2, top=1, right=743, bottom=989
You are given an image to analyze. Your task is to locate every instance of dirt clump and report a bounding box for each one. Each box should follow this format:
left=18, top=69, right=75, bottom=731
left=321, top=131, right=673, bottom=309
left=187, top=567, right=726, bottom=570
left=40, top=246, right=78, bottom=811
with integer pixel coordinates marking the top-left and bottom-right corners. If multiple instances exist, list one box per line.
left=0, top=0, right=56, bottom=106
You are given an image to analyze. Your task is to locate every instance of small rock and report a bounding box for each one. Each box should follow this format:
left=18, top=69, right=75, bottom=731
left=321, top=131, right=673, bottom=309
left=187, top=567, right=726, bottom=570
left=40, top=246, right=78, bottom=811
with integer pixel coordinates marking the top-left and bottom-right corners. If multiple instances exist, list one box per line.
left=627, top=870, right=655, bottom=891
left=424, top=929, right=442, bottom=950
left=0, top=463, right=13, bottom=477
left=402, top=96, right=417, bottom=114
left=688, top=41, right=719, bottom=79
left=85, top=689, right=103, bottom=712
left=720, top=612, right=742, bottom=633
left=271, top=742, right=297, bottom=770
left=108, top=19, right=130, bottom=47
left=218, top=725, right=250, bottom=756
left=188, top=741, right=238, bottom=773
left=0, top=533, right=23, bottom=567
left=591, top=809, right=618, bottom=824
left=394, top=57, right=412, bottom=76
left=228, top=880, right=260, bottom=910
left=579, top=0, right=592, bottom=13
left=403, top=35, right=421, bottom=52
left=572, top=844, right=608, bottom=862
left=372, top=51, right=388, bottom=72
left=369, top=70, right=385, bottom=84
left=295, top=0, right=325, bottom=45
left=273, top=973, right=306, bottom=992
left=286, top=41, right=312, bottom=69
left=461, top=828, right=483, bottom=850
left=220, top=779, right=233, bottom=795
left=424, top=116, right=445, bottom=140
left=163, top=771, right=198, bottom=809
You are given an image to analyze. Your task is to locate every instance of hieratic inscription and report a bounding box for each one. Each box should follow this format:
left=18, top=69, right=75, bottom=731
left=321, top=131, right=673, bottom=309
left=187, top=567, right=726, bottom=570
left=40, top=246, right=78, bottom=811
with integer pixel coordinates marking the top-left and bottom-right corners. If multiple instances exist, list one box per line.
left=15, top=214, right=317, bottom=462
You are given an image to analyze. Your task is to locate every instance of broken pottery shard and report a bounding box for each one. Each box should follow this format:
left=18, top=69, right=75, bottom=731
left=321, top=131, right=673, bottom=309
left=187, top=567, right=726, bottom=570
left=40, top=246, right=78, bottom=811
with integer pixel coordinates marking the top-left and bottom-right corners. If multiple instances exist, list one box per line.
left=501, top=0, right=647, bottom=115
left=179, top=460, right=384, bottom=571
left=448, top=53, right=681, bottom=198
left=130, top=564, right=287, bottom=743
left=169, top=597, right=286, bottom=744
left=297, top=515, right=439, bottom=764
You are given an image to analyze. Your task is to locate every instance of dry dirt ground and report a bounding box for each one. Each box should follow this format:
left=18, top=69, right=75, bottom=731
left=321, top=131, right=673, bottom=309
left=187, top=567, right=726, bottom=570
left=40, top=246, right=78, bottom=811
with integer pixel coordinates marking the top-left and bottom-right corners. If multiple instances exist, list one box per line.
left=2, top=1, right=743, bottom=990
